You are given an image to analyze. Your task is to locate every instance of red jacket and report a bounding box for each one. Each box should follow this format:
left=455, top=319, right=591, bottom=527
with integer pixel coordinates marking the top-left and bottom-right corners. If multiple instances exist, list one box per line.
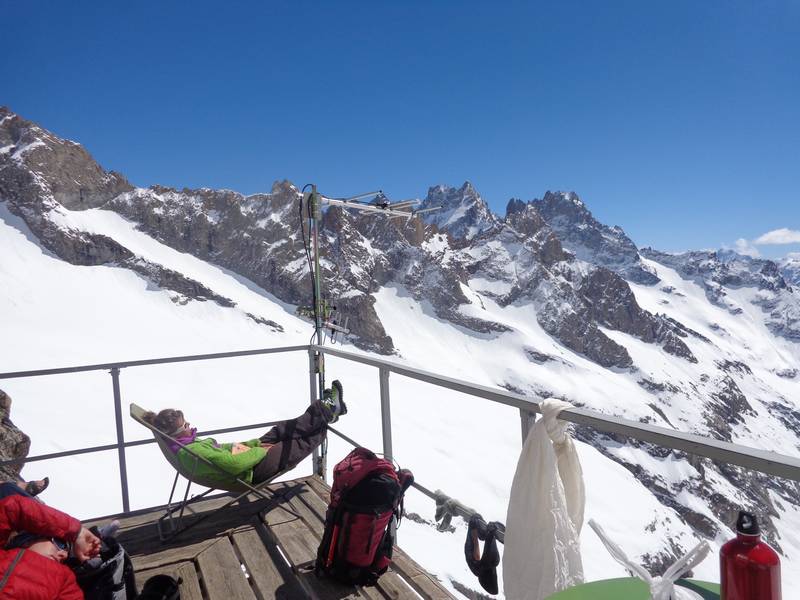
left=0, top=495, right=83, bottom=599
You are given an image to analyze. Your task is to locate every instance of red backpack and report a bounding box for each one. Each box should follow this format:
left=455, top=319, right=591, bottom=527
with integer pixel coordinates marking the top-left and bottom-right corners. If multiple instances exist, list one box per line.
left=315, top=447, right=414, bottom=586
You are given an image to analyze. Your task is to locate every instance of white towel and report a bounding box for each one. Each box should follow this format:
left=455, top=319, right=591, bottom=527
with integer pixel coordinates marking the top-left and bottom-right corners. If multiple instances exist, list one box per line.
left=503, top=399, right=585, bottom=600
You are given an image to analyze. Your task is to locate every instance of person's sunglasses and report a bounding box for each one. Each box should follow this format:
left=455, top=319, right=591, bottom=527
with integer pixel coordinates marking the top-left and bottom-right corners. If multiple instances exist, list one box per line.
left=51, top=538, right=71, bottom=553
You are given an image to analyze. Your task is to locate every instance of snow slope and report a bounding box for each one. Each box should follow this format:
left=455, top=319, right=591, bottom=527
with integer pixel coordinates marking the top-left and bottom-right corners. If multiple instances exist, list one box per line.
left=1, top=201, right=798, bottom=596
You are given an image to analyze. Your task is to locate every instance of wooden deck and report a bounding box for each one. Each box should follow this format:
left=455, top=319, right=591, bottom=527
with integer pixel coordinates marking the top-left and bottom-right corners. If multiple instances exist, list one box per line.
left=86, top=475, right=454, bottom=599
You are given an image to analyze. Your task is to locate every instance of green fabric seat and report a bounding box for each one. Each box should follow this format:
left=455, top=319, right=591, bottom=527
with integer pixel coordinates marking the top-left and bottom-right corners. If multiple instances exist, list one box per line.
left=130, top=402, right=250, bottom=493
left=130, top=402, right=277, bottom=540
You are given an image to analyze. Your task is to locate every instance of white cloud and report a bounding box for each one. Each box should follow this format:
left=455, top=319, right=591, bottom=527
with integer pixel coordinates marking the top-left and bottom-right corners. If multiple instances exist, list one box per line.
left=734, top=238, right=760, bottom=257
left=753, top=228, right=800, bottom=245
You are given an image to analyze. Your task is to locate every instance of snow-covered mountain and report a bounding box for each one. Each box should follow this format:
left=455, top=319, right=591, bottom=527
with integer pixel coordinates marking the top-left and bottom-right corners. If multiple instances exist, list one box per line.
left=2, top=107, right=799, bottom=596
left=780, top=253, right=800, bottom=287
left=418, top=182, right=499, bottom=241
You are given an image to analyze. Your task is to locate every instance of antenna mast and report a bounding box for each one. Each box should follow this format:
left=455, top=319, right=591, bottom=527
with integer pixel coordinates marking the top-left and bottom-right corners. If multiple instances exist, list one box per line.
left=301, top=185, right=438, bottom=388
left=300, top=185, right=438, bottom=477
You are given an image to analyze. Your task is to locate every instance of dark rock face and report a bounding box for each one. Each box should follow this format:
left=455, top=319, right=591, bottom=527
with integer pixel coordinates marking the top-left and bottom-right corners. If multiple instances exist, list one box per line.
left=0, top=107, right=132, bottom=212
left=705, top=375, right=756, bottom=441
left=540, top=305, right=633, bottom=368
left=578, top=268, right=697, bottom=362
left=503, top=202, right=569, bottom=267
left=125, top=258, right=236, bottom=307
left=532, top=191, right=659, bottom=284
left=0, top=108, right=141, bottom=279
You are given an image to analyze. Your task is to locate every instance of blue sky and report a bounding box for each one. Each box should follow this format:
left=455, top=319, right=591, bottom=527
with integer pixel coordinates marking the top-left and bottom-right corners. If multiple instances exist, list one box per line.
left=3, top=1, right=798, bottom=258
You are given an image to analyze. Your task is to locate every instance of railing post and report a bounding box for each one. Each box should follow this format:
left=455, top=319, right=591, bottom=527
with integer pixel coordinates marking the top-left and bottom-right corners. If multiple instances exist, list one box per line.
left=379, top=367, right=398, bottom=542
left=309, top=348, right=326, bottom=480
left=519, top=408, right=536, bottom=444
left=110, top=368, right=130, bottom=513
left=379, top=368, right=393, bottom=461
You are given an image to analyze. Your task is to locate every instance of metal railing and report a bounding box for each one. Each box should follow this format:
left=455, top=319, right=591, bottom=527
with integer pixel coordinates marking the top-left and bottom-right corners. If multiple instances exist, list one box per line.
left=1, top=343, right=799, bottom=520
left=0, top=345, right=308, bottom=513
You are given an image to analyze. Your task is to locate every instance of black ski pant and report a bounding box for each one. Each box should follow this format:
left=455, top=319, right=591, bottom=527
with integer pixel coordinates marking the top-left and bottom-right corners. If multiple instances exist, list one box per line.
left=251, top=401, right=329, bottom=484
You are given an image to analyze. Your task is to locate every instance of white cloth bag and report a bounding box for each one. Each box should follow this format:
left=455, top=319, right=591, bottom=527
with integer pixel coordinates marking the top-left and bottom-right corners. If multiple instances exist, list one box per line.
left=588, top=519, right=711, bottom=600
left=503, top=399, right=585, bottom=600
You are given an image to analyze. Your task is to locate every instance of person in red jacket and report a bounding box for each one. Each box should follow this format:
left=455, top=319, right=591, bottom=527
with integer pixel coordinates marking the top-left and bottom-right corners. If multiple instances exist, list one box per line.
left=0, top=494, right=100, bottom=599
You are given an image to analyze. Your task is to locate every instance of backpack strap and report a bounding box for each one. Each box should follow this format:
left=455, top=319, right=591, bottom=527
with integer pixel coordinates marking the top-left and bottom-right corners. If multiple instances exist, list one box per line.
left=0, top=549, right=25, bottom=591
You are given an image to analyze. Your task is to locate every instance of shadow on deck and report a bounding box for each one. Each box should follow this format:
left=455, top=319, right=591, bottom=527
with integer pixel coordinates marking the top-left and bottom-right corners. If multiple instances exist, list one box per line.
left=86, top=475, right=454, bottom=600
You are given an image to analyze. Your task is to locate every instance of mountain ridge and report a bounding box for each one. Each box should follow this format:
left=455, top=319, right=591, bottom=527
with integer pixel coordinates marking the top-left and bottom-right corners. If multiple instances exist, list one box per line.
left=2, top=107, right=799, bottom=587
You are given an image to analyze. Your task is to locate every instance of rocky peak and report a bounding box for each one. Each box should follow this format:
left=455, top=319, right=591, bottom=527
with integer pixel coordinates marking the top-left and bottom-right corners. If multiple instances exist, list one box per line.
left=504, top=200, right=547, bottom=236
left=418, top=181, right=499, bottom=241
left=535, top=190, right=589, bottom=220
left=505, top=197, right=526, bottom=216
left=268, top=179, right=298, bottom=197
left=532, top=190, right=659, bottom=285
left=501, top=201, right=570, bottom=266
left=0, top=106, right=132, bottom=211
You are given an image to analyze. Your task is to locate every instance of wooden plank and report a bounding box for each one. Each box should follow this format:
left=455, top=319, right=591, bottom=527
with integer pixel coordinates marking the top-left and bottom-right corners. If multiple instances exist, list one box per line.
left=304, top=475, right=332, bottom=506
left=196, top=537, right=257, bottom=600
left=131, top=538, right=221, bottom=571
left=85, top=492, right=242, bottom=532
left=390, top=551, right=453, bottom=600
left=233, top=527, right=305, bottom=600
left=293, top=477, right=330, bottom=522
left=277, top=482, right=326, bottom=537
left=135, top=562, right=203, bottom=600
left=119, top=496, right=270, bottom=560
left=262, top=498, right=320, bottom=567
left=294, top=570, right=366, bottom=600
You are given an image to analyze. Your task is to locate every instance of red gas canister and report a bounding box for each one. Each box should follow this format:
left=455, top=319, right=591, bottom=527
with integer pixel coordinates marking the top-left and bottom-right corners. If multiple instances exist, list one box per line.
left=720, top=511, right=781, bottom=600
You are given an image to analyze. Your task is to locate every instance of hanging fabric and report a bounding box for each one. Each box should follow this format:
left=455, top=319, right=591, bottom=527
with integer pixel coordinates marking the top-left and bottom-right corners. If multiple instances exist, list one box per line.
left=503, top=398, right=585, bottom=600
left=588, top=519, right=710, bottom=600
left=464, top=514, right=503, bottom=595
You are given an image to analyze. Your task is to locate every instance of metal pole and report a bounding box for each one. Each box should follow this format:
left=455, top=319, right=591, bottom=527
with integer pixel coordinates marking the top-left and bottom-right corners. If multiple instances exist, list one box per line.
left=379, top=368, right=393, bottom=461
left=310, top=185, right=326, bottom=395
left=110, top=368, right=130, bottom=513
left=519, top=408, right=536, bottom=443
left=309, top=348, right=325, bottom=480
left=379, top=367, right=398, bottom=542
left=308, top=186, right=328, bottom=481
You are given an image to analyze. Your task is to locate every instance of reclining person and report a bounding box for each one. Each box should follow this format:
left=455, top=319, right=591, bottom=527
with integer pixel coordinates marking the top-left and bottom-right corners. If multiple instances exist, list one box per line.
left=0, top=492, right=101, bottom=599
left=143, top=381, right=345, bottom=487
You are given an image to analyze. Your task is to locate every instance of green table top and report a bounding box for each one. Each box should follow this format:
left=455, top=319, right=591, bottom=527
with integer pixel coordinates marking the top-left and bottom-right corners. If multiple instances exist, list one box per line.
left=545, top=578, right=720, bottom=599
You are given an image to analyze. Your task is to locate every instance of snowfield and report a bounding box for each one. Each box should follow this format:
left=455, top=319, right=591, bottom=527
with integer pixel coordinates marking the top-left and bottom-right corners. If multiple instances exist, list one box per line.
left=1, top=201, right=798, bottom=597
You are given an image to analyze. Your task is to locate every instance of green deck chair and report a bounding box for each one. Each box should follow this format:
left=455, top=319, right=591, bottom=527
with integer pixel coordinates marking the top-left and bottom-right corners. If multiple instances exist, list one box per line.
left=130, top=403, right=279, bottom=541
